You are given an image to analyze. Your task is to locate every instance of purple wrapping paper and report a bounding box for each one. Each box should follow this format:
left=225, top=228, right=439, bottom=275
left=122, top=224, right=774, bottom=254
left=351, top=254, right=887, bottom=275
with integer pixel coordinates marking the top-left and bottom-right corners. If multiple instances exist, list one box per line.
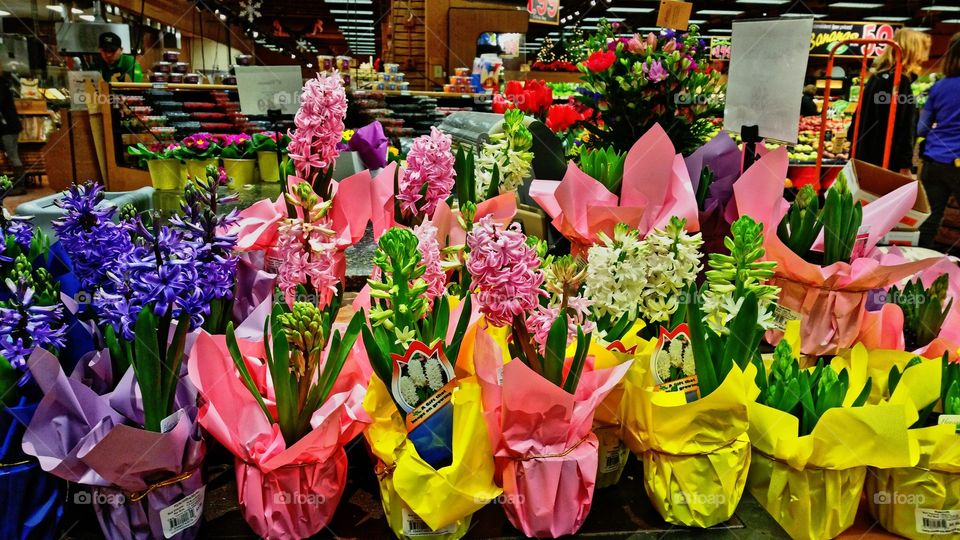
left=231, top=251, right=277, bottom=325
left=684, top=132, right=742, bottom=213
left=340, top=121, right=388, bottom=170
left=21, top=348, right=206, bottom=540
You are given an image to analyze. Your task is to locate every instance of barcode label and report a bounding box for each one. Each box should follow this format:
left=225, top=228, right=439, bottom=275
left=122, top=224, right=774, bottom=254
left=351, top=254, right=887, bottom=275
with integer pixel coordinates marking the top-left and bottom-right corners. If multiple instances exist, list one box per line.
left=915, top=508, right=960, bottom=534
left=160, top=485, right=205, bottom=538
left=772, top=304, right=801, bottom=332
left=402, top=507, right=456, bottom=537
left=160, top=409, right=184, bottom=434
left=938, top=414, right=960, bottom=426
left=600, top=440, right=628, bottom=473
left=496, top=366, right=504, bottom=386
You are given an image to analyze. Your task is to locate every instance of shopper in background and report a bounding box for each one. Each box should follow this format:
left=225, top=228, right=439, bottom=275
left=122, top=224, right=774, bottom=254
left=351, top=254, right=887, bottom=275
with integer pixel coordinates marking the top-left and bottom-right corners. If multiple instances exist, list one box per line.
left=800, top=84, right=819, bottom=116
left=96, top=32, right=143, bottom=83
left=0, top=62, right=24, bottom=195
left=918, top=32, right=960, bottom=249
left=848, top=29, right=931, bottom=174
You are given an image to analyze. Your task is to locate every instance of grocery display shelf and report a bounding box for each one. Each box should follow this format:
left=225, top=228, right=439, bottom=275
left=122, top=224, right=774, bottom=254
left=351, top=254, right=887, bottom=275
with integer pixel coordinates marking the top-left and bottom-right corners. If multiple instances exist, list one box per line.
left=504, top=70, right=583, bottom=84
left=110, top=82, right=239, bottom=91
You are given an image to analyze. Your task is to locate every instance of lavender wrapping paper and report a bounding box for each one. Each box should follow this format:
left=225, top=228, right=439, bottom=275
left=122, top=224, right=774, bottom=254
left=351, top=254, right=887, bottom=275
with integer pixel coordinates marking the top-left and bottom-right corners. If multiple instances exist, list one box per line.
left=684, top=132, right=742, bottom=214
left=231, top=251, right=277, bottom=325
left=21, top=348, right=206, bottom=540
left=339, top=121, right=388, bottom=170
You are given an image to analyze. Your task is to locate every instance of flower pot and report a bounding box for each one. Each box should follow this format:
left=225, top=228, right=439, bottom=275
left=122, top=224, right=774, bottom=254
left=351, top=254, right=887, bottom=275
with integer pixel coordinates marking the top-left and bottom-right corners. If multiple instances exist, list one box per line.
left=235, top=454, right=348, bottom=540
left=147, top=159, right=184, bottom=190
left=222, top=158, right=257, bottom=189
left=748, top=451, right=866, bottom=540
left=186, top=159, right=218, bottom=181
left=257, top=152, right=287, bottom=183
left=92, top=468, right=206, bottom=540
left=594, top=425, right=629, bottom=489
left=1, top=402, right=66, bottom=540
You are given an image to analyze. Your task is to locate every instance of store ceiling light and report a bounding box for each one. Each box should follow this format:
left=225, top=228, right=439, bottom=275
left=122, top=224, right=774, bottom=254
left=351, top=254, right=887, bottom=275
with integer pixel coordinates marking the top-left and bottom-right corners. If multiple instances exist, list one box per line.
left=79, top=14, right=95, bottom=21
left=943, top=18, right=960, bottom=22
left=0, top=10, right=10, bottom=16
left=606, top=7, right=655, bottom=13
left=782, top=12, right=827, bottom=18
left=689, top=19, right=707, bottom=23
left=921, top=5, right=960, bottom=11
left=907, top=26, right=932, bottom=30
left=583, top=17, right=622, bottom=21
left=708, top=28, right=733, bottom=33
left=829, top=2, right=884, bottom=8
left=863, top=16, right=910, bottom=21
left=46, top=5, right=63, bottom=12
left=698, top=10, right=745, bottom=15
left=330, top=9, right=373, bottom=15
left=737, top=0, right=789, bottom=4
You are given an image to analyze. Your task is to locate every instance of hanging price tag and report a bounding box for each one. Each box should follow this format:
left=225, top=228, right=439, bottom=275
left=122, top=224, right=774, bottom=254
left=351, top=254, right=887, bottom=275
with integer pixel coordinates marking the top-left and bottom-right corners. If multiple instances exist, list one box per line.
left=159, top=486, right=205, bottom=538
left=657, top=1, right=692, bottom=31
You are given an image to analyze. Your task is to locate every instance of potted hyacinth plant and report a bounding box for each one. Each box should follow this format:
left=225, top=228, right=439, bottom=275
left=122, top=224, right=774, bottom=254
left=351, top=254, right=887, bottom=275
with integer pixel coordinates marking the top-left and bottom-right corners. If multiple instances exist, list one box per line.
left=251, top=131, right=291, bottom=183
left=24, top=172, right=239, bottom=540
left=220, top=134, right=256, bottom=188
left=467, top=215, right=630, bottom=538
left=177, top=132, right=223, bottom=181
left=0, top=176, right=69, bottom=540
left=359, top=226, right=501, bottom=540
left=189, top=292, right=367, bottom=540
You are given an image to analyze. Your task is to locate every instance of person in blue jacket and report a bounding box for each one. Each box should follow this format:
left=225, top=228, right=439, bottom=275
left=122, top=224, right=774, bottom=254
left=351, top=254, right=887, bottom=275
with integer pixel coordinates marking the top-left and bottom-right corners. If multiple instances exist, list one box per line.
left=918, top=32, right=960, bottom=248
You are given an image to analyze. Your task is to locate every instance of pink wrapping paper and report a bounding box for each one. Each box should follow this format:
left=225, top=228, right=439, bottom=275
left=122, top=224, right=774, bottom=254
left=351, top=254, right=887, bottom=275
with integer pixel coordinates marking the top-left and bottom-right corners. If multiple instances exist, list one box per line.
left=858, top=250, right=960, bottom=359
left=732, top=148, right=939, bottom=355
left=530, top=123, right=699, bottom=254
left=430, top=193, right=518, bottom=249
left=187, top=306, right=371, bottom=540
left=472, top=326, right=630, bottom=537
left=21, top=348, right=206, bottom=540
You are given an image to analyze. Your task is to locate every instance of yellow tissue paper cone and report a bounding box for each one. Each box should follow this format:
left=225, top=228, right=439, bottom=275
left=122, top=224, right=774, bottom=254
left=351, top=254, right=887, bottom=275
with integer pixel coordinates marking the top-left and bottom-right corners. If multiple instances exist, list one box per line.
left=620, top=361, right=757, bottom=527
left=455, top=320, right=509, bottom=378
left=363, top=375, right=501, bottom=539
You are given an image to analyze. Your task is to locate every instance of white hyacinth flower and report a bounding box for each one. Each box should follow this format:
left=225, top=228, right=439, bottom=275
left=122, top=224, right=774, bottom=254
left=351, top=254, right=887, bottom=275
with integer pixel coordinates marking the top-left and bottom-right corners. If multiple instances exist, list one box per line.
left=407, top=358, right=427, bottom=387
left=425, top=356, right=445, bottom=391
left=399, top=376, right=419, bottom=407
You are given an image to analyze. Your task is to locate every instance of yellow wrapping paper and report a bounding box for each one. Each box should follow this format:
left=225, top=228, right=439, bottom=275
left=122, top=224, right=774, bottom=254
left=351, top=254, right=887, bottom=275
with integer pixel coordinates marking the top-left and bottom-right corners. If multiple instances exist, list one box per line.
left=856, top=352, right=960, bottom=539
left=747, top=361, right=923, bottom=540
left=832, top=346, right=940, bottom=405
left=620, top=357, right=758, bottom=528
left=363, top=375, right=501, bottom=539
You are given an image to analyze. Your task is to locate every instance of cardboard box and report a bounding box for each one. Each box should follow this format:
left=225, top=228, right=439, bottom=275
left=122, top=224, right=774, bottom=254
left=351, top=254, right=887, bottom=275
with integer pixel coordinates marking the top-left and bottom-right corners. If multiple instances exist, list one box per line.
left=880, top=230, right=920, bottom=247
left=839, top=159, right=931, bottom=231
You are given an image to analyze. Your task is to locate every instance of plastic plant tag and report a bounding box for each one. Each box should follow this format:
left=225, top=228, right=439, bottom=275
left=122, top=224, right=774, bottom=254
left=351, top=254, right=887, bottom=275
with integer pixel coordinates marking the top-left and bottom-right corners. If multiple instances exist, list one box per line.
left=851, top=226, right=871, bottom=260
left=915, top=508, right=960, bottom=535
left=938, top=415, right=960, bottom=426
left=650, top=324, right=699, bottom=402
left=771, top=304, right=802, bottom=332
left=391, top=340, right=457, bottom=468
left=159, top=485, right=205, bottom=539
left=402, top=506, right=457, bottom=537
left=160, top=410, right=184, bottom=434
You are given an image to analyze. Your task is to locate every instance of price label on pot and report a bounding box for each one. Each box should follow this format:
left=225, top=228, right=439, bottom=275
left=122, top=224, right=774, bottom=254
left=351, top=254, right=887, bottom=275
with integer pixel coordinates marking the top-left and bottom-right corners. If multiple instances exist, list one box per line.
left=160, top=485, right=205, bottom=538
left=600, top=440, right=628, bottom=473
left=402, top=507, right=456, bottom=536
left=915, top=508, right=960, bottom=534
left=772, top=304, right=801, bottom=332
left=938, top=414, right=960, bottom=426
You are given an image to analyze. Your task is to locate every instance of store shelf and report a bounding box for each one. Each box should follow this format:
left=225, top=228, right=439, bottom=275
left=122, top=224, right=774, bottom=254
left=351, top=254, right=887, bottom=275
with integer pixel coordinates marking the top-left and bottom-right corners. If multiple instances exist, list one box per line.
left=17, top=111, right=51, bottom=116
left=110, top=82, right=239, bottom=91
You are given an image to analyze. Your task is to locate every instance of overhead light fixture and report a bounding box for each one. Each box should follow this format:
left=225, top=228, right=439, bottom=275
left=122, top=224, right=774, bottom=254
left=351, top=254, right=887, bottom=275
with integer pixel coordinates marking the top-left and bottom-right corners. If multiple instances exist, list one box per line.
left=906, top=26, right=932, bottom=31
left=46, top=5, right=63, bottom=13
left=607, top=7, right=655, bottom=13
left=737, top=0, right=789, bottom=3
left=583, top=17, right=622, bottom=22
left=79, top=14, right=95, bottom=21
left=698, top=9, right=745, bottom=15
left=863, top=16, right=910, bottom=21
left=708, top=28, right=733, bottom=33
left=330, top=9, right=374, bottom=15
left=0, top=10, right=10, bottom=16
left=829, top=2, right=884, bottom=8
left=325, top=0, right=374, bottom=4
left=219, top=13, right=227, bottom=20
left=688, top=19, right=707, bottom=23
left=943, top=18, right=960, bottom=22
left=783, top=12, right=827, bottom=18
left=922, top=5, right=960, bottom=11
left=71, top=7, right=82, bottom=14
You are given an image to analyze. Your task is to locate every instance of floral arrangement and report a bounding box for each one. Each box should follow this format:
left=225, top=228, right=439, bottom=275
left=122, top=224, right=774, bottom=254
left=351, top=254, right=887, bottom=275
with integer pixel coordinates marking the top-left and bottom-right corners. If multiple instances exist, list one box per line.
left=397, top=127, right=456, bottom=219
left=576, top=21, right=723, bottom=155
left=126, top=142, right=178, bottom=166
left=475, top=109, right=534, bottom=199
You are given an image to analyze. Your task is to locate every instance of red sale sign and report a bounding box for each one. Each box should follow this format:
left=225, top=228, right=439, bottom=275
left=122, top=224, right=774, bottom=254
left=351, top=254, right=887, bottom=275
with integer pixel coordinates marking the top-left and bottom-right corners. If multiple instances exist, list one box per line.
left=528, top=0, right=560, bottom=25
left=809, top=21, right=901, bottom=58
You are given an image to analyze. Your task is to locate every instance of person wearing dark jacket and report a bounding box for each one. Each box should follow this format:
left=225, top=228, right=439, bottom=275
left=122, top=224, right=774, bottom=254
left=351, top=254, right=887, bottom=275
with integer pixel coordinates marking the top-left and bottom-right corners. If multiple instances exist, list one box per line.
left=800, top=84, right=819, bottom=116
left=0, top=67, right=23, bottom=195
left=918, top=32, right=960, bottom=248
left=848, top=29, right=930, bottom=174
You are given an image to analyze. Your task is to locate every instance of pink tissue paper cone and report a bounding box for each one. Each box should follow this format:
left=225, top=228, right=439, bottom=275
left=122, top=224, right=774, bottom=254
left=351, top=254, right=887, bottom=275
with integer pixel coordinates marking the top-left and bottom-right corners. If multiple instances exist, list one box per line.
left=21, top=348, right=205, bottom=540
left=472, top=326, right=630, bottom=537
left=732, top=147, right=938, bottom=355
left=187, top=305, right=371, bottom=540
left=530, top=123, right=698, bottom=255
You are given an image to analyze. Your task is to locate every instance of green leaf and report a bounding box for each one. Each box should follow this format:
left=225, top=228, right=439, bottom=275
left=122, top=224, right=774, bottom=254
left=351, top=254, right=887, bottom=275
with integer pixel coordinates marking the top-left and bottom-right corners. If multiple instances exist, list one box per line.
left=226, top=322, right=274, bottom=423
left=543, top=311, right=569, bottom=387
left=852, top=377, right=873, bottom=407
left=445, top=295, right=473, bottom=367
left=161, top=311, right=191, bottom=419
left=131, top=307, right=163, bottom=432
left=687, top=284, right=719, bottom=397
left=563, top=328, right=590, bottom=394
